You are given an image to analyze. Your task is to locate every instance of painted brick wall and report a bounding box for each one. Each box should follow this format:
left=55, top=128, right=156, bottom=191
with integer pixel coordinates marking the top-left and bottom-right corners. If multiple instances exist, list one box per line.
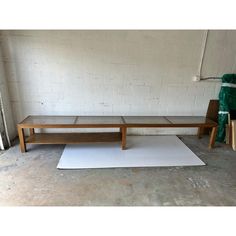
left=1, top=30, right=236, bottom=136
left=0, top=44, right=15, bottom=139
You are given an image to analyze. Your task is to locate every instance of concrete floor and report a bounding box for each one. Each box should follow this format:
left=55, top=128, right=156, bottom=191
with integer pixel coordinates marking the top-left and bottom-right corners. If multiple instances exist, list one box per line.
left=0, top=135, right=235, bottom=206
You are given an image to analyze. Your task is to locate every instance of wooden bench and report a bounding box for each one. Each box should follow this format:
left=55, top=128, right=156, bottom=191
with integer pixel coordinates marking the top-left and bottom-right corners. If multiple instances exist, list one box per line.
left=17, top=115, right=218, bottom=152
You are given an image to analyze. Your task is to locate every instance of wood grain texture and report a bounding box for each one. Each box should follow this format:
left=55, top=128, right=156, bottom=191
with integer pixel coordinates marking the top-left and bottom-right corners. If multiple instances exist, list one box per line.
left=121, top=127, right=127, bottom=150
left=29, top=128, right=34, bottom=135
left=206, top=100, right=219, bottom=122
left=209, top=126, right=218, bottom=149
left=26, top=132, right=122, bottom=144
left=203, top=99, right=219, bottom=135
left=17, top=126, right=26, bottom=152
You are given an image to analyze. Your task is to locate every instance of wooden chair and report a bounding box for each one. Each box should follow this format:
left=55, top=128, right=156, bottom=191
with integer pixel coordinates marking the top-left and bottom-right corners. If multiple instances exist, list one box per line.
left=198, top=99, right=219, bottom=137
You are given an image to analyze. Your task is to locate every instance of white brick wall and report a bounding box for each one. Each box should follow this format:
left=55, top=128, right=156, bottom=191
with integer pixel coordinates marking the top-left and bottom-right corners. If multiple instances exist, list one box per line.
left=1, top=30, right=236, bottom=136
left=0, top=44, right=15, bottom=139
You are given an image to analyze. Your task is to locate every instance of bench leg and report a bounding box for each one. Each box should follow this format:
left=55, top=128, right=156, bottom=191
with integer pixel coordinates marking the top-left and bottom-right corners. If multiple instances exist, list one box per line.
left=197, top=127, right=203, bottom=139
left=18, top=126, right=26, bottom=153
left=29, top=128, right=35, bottom=135
left=121, top=127, right=127, bottom=150
left=209, top=126, right=217, bottom=149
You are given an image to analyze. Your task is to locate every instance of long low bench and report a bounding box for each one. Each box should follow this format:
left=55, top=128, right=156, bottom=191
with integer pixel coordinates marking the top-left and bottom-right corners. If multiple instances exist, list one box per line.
left=17, top=115, right=218, bottom=152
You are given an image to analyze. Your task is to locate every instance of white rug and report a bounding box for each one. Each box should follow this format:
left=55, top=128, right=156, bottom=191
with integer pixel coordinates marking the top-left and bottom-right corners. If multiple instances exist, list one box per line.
left=57, top=136, right=205, bottom=169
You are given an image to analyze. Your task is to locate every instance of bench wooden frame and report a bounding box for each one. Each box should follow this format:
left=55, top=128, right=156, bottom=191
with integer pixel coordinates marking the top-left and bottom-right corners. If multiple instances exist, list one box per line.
left=17, top=115, right=218, bottom=153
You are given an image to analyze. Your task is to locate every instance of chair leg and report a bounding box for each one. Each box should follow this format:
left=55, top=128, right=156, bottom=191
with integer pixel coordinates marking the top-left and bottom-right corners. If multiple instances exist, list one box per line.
left=209, top=126, right=217, bottom=149
left=197, top=127, right=203, bottom=139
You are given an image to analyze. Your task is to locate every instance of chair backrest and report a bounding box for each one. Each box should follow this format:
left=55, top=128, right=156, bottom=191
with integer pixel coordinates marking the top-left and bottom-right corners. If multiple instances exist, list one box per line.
left=202, top=99, right=219, bottom=135
left=206, top=99, right=219, bottom=122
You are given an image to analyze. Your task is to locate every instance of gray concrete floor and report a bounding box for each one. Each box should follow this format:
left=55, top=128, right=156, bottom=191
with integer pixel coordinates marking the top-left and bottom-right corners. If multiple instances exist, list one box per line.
left=0, top=135, right=235, bottom=206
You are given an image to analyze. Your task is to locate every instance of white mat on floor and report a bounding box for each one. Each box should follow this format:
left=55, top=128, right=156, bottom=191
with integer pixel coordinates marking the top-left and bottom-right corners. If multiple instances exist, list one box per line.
left=57, top=136, right=205, bottom=169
